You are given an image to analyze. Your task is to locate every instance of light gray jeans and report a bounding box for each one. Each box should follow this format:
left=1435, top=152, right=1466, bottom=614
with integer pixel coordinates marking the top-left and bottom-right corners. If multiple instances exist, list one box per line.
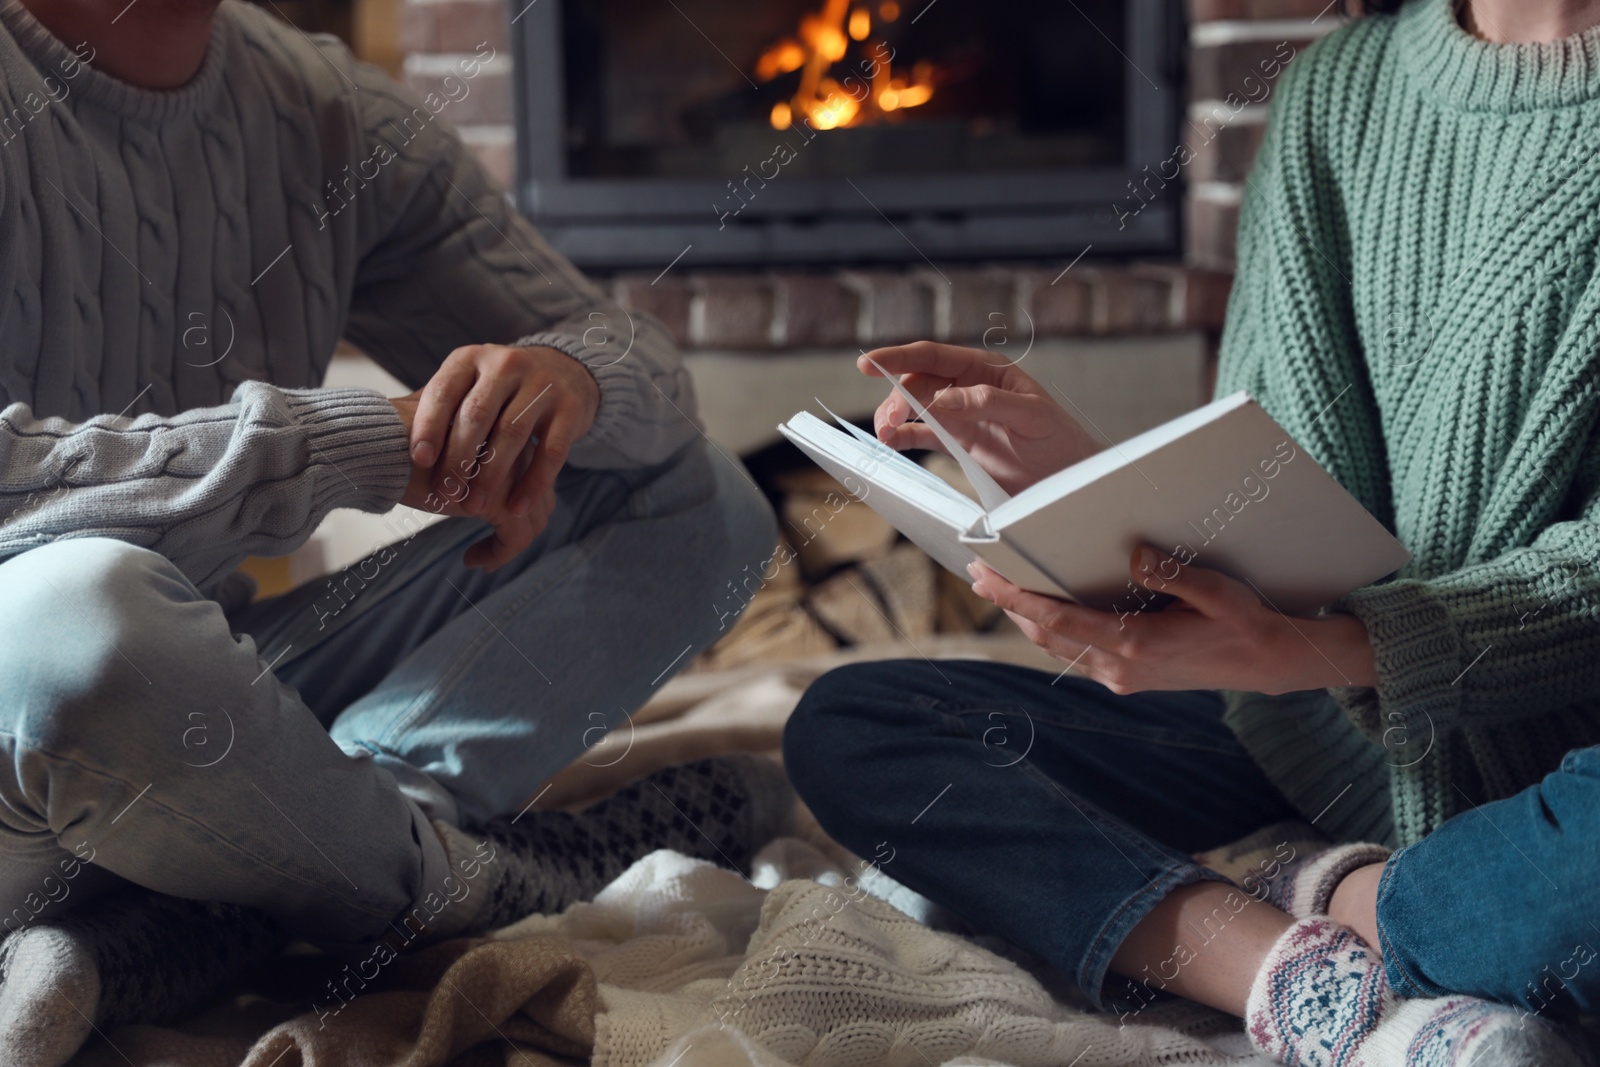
left=0, top=441, right=775, bottom=945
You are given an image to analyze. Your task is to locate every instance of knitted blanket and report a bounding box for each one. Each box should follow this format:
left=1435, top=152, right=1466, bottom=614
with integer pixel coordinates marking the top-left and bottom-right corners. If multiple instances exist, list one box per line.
left=500, top=843, right=1272, bottom=1067
left=66, top=835, right=1283, bottom=1067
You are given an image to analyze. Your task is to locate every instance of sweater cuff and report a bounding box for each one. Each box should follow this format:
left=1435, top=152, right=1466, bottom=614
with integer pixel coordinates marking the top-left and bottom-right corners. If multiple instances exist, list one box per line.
left=274, top=385, right=411, bottom=514
left=514, top=330, right=669, bottom=449
left=1328, top=579, right=1465, bottom=746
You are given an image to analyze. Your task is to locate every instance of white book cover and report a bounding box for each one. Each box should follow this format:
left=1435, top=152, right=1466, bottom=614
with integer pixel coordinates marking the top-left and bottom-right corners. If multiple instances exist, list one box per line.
left=778, top=368, right=1410, bottom=616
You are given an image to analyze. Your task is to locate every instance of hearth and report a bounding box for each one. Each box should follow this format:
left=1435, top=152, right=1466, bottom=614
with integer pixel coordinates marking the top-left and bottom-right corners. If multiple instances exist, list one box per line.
left=512, top=0, right=1183, bottom=268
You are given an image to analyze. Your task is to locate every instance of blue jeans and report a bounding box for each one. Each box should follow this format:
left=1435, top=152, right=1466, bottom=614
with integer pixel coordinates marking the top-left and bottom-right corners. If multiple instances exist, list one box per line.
left=1379, top=744, right=1600, bottom=1022
left=784, top=659, right=1299, bottom=1010
left=785, top=658, right=1600, bottom=1019
left=0, top=441, right=775, bottom=946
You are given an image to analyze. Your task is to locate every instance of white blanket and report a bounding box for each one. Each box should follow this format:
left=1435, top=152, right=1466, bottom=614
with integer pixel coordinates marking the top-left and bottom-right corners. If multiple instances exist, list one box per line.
left=493, top=840, right=1272, bottom=1067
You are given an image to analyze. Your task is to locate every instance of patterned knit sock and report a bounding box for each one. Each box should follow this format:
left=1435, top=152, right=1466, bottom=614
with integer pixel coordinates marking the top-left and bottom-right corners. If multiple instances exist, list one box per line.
left=1246, top=918, right=1590, bottom=1067
left=1262, top=842, right=1393, bottom=917
left=0, top=889, right=290, bottom=1067
left=432, top=754, right=794, bottom=938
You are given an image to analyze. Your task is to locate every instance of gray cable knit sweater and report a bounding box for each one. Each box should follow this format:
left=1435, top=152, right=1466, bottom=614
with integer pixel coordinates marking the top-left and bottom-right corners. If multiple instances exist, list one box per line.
left=0, top=0, right=698, bottom=596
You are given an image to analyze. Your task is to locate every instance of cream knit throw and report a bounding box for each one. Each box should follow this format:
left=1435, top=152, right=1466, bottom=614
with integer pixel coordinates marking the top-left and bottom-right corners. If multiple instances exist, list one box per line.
left=494, top=845, right=1252, bottom=1067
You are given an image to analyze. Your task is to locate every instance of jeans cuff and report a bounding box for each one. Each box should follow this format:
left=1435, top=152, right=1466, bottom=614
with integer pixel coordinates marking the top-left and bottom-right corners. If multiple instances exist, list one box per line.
left=351, top=745, right=462, bottom=828
left=1374, top=846, right=1432, bottom=998
left=303, top=794, right=454, bottom=964
left=413, top=794, right=456, bottom=904
left=1081, top=861, right=1235, bottom=1013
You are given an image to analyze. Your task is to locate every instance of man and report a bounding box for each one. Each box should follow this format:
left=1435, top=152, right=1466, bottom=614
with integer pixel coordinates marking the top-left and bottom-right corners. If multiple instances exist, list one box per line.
left=0, top=0, right=783, bottom=1059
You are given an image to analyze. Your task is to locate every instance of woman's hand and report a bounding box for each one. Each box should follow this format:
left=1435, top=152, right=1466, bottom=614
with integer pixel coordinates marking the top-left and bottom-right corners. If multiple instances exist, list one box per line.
left=968, top=546, right=1378, bottom=694
left=860, top=341, right=1102, bottom=495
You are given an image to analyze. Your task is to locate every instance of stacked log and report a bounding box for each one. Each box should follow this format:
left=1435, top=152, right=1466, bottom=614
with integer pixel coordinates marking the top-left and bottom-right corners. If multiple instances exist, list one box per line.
left=694, top=455, right=1007, bottom=672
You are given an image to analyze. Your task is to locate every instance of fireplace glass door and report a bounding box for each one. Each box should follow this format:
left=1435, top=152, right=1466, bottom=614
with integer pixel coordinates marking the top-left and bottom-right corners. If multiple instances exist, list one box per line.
left=514, top=0, right=1180, bottom=267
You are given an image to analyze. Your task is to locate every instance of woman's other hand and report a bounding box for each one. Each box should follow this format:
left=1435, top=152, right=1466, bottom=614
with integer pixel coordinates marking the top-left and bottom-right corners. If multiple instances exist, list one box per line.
left=967, top=547, right=1378, bottom=694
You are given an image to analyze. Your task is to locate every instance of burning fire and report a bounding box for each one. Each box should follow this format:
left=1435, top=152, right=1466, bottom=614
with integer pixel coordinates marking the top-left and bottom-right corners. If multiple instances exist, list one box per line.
left=755, top=0, right=935, bottom=131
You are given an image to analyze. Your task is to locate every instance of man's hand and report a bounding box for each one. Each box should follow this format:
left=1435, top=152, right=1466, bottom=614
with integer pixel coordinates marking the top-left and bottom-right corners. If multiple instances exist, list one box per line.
left=391, top=389, right=551, bottom=571
left=861, top=341, right=1102, bottom=495
left=410, top=344, right=599, bottom=520
left=388, top=344, right=598, bottom=572
left=968, top=547, right=1379, bottom=694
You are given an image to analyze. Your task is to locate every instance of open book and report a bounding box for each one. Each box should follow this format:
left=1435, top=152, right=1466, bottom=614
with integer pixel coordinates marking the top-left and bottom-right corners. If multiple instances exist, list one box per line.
left=778, top=368, right=1410, bottom=616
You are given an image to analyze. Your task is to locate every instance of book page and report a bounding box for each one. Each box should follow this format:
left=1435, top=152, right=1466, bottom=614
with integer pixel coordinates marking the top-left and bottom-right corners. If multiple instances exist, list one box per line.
left=782, top=412, right=979, bottom=517
left=814, top=400, right=965, bottom=503
left=778, top=414, right=986, bottom=580
left=866, top=358, right=1012, bottom=513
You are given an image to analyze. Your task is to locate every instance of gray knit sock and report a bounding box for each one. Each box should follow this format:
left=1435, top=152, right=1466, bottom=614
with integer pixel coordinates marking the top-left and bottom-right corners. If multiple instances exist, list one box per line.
left=432, top=754, right=794, bottom=938
left=0, top=889, right=289, bottom=1067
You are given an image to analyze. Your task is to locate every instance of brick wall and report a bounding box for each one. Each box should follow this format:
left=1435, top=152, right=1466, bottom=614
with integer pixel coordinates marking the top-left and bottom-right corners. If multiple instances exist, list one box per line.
left=613, top=264, right=1239, bottom=350
left=399, top=0, right=1353, bottom=346
left=400, top=0, right=516, bottom=190
left=1183, top=0, right=1343, bottom=270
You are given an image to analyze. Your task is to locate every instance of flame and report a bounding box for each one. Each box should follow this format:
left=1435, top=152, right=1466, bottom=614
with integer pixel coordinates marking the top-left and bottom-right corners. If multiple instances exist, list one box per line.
left=800, top=14, right=849, bottom=62
left=880, top=80, right=932, bottom=111
left=757, top=0, right=935, bottom=131
left=755, top=39, right=807, bottom=81
left=809, top=81, right=861, bottom=129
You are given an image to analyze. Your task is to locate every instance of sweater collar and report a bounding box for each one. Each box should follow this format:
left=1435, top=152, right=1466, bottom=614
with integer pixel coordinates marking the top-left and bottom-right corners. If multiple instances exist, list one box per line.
left=0, top=0, right=229, bottom=124
left=1397, top=0, right=1600, bottom=113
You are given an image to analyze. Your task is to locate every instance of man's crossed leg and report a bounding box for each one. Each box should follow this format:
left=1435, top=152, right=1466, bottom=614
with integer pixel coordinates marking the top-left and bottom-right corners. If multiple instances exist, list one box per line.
left=0, top=440, right=780, bottom=1056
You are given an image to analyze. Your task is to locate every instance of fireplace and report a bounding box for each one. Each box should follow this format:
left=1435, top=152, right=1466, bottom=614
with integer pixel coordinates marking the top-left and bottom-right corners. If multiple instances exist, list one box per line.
left=512, top=0, right=1184, bottom=268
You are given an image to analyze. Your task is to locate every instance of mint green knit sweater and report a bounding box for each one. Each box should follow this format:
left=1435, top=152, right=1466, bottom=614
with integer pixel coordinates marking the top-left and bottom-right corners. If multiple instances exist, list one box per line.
left=1216, top=0, right=1600, bottom=848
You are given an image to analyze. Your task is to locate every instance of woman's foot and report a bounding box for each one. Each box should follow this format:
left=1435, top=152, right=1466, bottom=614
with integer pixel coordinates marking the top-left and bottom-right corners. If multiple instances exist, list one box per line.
left=0, top=889, right=289, bottom=1067
left=431, top=754, right=795, bottom=938
left=1246, top=917, right=1589, bottom=1066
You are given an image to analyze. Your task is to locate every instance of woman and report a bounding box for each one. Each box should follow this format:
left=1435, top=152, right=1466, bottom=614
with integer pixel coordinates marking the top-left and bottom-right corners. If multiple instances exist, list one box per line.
left=784, top=0, right=1600, bottom=1063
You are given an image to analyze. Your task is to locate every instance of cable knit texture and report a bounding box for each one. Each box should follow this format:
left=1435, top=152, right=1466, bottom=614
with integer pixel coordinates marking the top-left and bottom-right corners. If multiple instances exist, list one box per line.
left=1216, top=0, right=1600, bottom=847
left=0, top=0, right=697, bottom=593
left=520, top=848, right=1251, bottom=1067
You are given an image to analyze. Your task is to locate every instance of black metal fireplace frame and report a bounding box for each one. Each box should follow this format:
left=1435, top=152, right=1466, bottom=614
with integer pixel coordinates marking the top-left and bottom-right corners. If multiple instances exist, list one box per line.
left=511, top=0, right=1185, bottom=269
